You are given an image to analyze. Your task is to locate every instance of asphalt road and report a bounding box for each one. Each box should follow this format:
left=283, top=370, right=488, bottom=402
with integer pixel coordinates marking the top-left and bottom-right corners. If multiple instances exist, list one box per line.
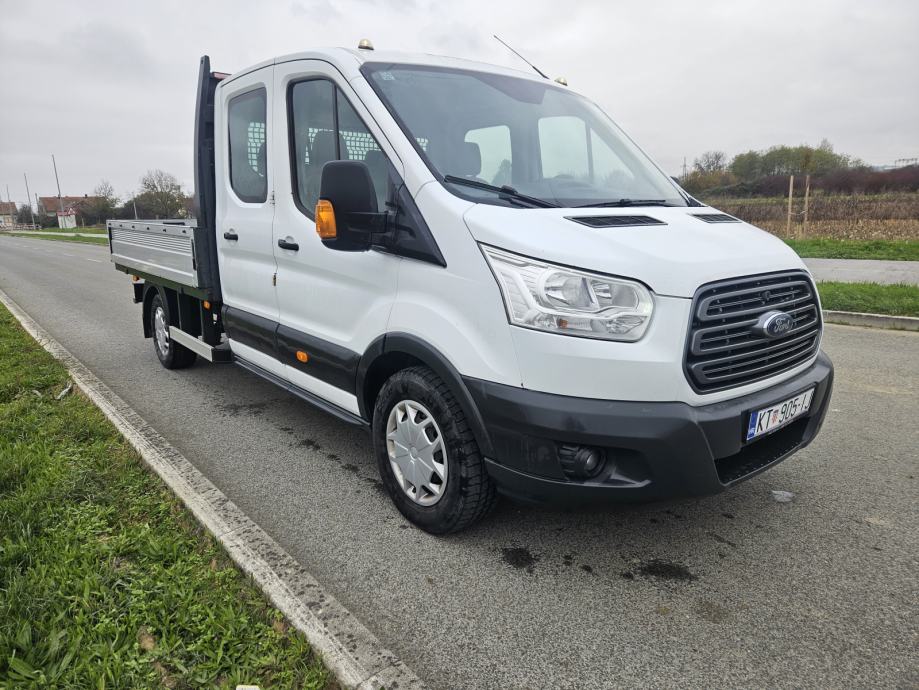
left=1, top=235, right=917, bottom=689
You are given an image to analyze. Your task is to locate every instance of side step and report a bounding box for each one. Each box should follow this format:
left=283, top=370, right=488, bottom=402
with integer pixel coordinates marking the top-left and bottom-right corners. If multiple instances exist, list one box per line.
left=169, top=326, right=233, bottom=363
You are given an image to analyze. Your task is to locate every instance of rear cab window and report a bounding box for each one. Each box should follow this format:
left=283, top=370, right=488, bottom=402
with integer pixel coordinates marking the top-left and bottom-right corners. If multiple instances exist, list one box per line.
left=227, top=88, right=268, bottom=203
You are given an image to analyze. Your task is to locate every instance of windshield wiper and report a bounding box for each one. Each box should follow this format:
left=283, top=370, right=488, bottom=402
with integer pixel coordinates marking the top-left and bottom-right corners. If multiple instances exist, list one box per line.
left=443, top=175, right=558, bottom=208
left=576, top=199, right=672, bottom=208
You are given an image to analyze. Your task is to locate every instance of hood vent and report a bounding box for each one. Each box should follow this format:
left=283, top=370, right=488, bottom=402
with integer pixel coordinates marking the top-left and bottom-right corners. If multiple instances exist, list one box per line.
left=566, top=215, right=666, bottom=228
left=692, top=213, right=740, bottom=223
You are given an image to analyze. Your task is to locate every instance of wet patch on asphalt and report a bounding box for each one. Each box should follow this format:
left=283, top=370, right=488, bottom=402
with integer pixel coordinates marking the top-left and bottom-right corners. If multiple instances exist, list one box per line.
left=619, top=559, right=697, bottom=582
left=502, top=547, right=540, bottom=574
left=708, top=532, right=737, bottom=548
left=215, top=400, right=273, bottom=417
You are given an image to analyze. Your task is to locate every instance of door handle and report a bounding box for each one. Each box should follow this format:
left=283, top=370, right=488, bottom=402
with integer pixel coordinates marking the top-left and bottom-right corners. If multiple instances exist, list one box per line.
left=277, top=238, right=299, bottom=251
left=223, top=231, right=239, bottom=241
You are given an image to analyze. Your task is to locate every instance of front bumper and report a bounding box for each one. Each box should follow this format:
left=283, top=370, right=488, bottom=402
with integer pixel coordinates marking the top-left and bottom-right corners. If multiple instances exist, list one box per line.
left=464, top=351, right=834, bottom=505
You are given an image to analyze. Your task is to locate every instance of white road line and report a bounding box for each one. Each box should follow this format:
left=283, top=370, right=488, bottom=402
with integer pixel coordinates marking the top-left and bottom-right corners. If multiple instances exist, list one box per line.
left=0, top=287, right=425, bottom=690
left=85, top=258, right=103, bottom=263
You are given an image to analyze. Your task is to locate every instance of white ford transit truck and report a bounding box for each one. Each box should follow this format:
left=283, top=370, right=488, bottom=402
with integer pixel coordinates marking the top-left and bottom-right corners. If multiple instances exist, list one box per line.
left=108, top=46, right=833, bottom=533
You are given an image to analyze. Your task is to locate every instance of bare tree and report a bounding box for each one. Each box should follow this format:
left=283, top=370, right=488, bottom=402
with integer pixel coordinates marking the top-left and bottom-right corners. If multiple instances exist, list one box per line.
left=693, top=150, right=727, bottom=174
left=136, top=169, right=185, bottom=218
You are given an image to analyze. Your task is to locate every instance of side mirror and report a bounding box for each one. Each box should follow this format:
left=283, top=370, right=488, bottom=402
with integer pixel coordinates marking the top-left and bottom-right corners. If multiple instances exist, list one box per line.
left=315, top=161, right=385, bottom=251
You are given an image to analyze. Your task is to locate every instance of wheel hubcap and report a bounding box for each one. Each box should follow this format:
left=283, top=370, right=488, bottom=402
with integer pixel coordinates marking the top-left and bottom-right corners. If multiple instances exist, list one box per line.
left=386, top=400, right=447, bottom=506
left=153, top=306, right=170, bottom=355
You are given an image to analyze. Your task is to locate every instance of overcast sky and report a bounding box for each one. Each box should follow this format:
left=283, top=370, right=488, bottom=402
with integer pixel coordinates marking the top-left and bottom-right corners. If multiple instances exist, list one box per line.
left=1, top=0, right=917, bottom=205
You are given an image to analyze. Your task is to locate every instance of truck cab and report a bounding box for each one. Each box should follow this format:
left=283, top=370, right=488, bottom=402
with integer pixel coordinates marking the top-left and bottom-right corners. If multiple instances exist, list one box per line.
left=109, top=45, right=833, bottom=533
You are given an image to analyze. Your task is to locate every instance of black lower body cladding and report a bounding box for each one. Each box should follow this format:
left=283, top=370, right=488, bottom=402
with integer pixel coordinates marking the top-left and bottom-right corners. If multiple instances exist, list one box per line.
left=465, top=352, right=834, bottom=505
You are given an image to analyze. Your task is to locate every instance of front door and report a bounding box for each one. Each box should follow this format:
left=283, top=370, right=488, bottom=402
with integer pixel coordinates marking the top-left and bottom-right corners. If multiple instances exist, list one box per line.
left=215, top=66, right=282, bottom=375
left=271, top=60, right=402, bottom=414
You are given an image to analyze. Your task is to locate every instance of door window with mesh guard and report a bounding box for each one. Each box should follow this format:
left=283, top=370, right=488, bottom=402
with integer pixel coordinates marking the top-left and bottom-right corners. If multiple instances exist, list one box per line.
left=289, top=79, right=389, bottom=216
left=228, top=88, right=268, bottom=203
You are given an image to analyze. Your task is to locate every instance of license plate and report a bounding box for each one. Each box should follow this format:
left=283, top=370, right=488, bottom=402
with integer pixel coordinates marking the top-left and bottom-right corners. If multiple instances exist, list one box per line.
left=746, top=388, right=814, bottom=441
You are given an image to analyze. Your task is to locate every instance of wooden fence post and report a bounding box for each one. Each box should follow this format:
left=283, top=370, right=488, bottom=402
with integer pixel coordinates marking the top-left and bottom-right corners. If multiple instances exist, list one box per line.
left=801, top=174, right=810, bottom=239
left=786, top=175, right=794, bottom=237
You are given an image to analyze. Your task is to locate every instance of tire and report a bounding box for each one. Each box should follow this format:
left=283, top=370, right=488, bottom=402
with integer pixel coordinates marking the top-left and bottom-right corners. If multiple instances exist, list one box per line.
left=372, top=366, right=497, bottom=534
left=149, top=292, right=197, bottom=370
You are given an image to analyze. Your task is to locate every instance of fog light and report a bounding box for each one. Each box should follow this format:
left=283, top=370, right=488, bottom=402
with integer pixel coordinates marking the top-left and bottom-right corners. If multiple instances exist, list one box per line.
left=559, top=444, right=606, bottom=480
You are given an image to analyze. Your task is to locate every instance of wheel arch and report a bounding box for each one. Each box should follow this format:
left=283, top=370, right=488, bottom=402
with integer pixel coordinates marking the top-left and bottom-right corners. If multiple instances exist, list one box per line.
left=357, top=333, right=495, bottom=458
left=141, top=284, right=180, bottom=338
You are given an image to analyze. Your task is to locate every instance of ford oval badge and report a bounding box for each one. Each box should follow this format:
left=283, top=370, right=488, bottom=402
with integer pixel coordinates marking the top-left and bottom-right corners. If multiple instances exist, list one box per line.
left=753, top=310, right=794, bottom=339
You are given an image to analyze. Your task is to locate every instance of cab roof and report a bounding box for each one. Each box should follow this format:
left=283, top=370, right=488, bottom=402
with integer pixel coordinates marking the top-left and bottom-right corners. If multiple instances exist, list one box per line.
left=222, top=47, right=550, bottom=86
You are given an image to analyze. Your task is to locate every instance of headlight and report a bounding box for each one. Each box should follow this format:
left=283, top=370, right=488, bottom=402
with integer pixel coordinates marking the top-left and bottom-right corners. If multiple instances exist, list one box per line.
left=481, top=245, right=653, bottom=341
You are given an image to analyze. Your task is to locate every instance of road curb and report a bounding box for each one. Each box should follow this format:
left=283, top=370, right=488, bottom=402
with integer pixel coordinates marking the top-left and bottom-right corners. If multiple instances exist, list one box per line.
left=0, top=287, right=425, bottom=690
left=823, top=309, right=919, bottom=331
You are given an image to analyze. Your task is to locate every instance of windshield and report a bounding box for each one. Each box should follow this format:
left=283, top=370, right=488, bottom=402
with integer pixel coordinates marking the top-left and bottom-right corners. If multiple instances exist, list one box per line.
left=362, top=63, right=687, bottom=208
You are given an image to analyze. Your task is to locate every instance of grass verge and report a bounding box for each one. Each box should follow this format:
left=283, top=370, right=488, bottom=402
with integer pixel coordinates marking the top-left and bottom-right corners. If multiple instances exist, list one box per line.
left=6, top=232, right=108, bottom=246
left=785, top=238, right=919, bottom=261
left=16, top=226, right=107, bottom=234
left=0, top=304, right=329, bottom=688
left=818, top=282, right=919, bottom=317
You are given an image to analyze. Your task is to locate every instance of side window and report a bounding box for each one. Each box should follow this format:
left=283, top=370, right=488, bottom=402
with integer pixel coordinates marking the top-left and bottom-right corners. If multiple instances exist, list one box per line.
left=289, top=80, right=336, bottom=215
left=336, top=91, right=388, bottom=212
left=290, top=80, right=389, bottom=216
left=228, top=88, right=267, bottom=203
left=464, top=125, right=512, bottom=186
left=538, top=115, right=588, bottom=180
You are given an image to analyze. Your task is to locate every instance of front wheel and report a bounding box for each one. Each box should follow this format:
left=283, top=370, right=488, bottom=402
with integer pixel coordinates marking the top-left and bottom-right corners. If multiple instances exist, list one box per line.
left=149, top=292, right=197, bottom=370
left=372, top=366, right=497, bottom=534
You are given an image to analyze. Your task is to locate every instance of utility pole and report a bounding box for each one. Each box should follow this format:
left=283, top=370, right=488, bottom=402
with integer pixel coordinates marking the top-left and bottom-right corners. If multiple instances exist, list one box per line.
left=52, top=154, right=65, bottom=215
left=23, top=173, right=35, bottom=226
left=682, top=157, right=688, bottom=179
left=5, top=185, right=12, bottom=227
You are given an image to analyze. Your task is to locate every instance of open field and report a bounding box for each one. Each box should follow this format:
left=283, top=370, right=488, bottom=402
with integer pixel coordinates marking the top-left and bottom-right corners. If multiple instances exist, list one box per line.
left=0, top=304, right=329, bottom=688
left=707, top=193, right=919, bottom=242
left=817, top=281, right=919, bottom=317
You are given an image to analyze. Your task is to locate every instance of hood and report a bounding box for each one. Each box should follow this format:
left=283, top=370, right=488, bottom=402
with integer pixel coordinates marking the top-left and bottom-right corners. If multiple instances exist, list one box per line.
left=462, top=205, right=807, bottom=298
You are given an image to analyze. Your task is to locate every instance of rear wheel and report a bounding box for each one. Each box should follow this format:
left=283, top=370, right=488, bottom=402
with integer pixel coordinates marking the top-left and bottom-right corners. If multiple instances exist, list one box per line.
left=372, top=366, right=497, bottom=534
left=150, top=292, right=197, bottom=370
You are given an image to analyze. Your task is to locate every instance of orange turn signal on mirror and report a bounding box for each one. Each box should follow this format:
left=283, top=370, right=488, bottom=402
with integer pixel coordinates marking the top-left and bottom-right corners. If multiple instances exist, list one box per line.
left=203, top=300, right=211, bottom=310
left=315, top=199, right=337, bottom=240
left=296, top=351, right=309, bottom=363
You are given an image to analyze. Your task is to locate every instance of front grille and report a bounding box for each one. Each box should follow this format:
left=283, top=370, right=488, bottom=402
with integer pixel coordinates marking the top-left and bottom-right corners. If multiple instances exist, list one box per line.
left=685, top=271, right=821, bottom=393
left=565, top=215, right=665, bottom=228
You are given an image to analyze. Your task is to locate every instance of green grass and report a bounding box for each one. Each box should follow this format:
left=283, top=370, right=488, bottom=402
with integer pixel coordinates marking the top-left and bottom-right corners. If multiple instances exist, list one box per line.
left=786, top=238, right=919, bottom=261
left=818, top=282, right=919, bottom=317
left=6, top=232, right=108, bottom=246
left=0, top=306, right=329, bottom=689
left=21, top=225, right=107, bottom=234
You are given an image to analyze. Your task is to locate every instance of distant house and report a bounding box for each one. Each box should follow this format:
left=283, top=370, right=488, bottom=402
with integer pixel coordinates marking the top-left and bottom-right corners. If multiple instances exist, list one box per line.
left=37, top=195, right=101, bottom=216
left=38, top=194, right=103, bottom=228
left=0, top=201, right=16, bottom=227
